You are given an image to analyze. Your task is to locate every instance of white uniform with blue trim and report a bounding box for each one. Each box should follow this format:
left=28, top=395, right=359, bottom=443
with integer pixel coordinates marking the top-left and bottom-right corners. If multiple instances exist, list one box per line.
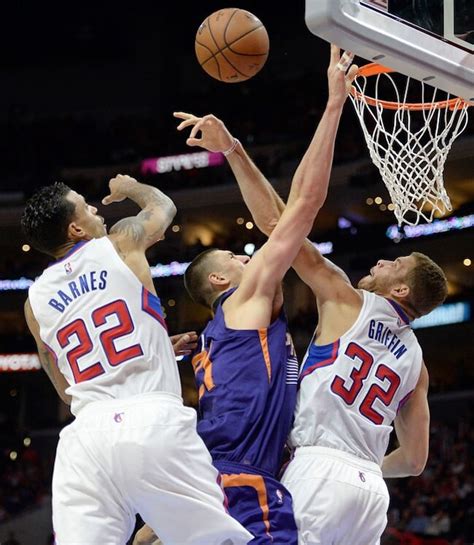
left=282, top=290, right=423, bottom=545
left=28, top=237, right=252, bottom=545
left=29, top=236, right=181, bottom=416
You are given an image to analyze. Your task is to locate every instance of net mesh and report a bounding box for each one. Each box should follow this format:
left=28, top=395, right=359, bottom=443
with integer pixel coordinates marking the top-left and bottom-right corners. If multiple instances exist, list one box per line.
left=349, top=66, right=470, bottom=226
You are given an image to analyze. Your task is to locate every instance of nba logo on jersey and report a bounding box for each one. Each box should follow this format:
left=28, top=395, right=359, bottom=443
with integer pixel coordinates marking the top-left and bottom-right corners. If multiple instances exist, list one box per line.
left=64, top=262, right=72, bottom=274
left=276, top=488, right=284, bottom=504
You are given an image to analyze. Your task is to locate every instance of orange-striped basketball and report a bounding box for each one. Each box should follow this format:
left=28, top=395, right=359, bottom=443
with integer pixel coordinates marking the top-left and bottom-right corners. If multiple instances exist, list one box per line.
left=195, top=8, right=269, bottom=83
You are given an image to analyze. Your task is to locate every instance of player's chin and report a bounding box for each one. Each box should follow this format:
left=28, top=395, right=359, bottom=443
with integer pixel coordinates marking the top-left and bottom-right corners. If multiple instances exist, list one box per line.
left=357, top=276, right=371, bottom=290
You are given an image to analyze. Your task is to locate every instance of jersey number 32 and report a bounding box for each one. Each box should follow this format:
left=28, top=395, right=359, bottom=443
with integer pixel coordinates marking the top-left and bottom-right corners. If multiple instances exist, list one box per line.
left=331, top=342, right=401, bottom=425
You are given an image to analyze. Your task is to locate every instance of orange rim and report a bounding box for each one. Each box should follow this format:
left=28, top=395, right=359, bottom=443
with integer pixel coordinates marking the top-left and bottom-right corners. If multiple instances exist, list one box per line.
left=350, top=63, right=471, bottom=111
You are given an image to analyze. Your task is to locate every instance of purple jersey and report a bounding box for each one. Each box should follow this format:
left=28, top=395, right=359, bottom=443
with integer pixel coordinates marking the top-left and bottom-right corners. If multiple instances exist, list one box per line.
left=192, top=289, right=298, bottom=476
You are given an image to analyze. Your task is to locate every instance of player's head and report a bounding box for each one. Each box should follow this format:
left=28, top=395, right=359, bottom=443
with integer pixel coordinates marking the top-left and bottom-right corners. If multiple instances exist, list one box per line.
left=357, top=252, right=447, bottom=318
left=21, top=182, right=107, bottom=257
left=184, top=249, right=250, bottom=308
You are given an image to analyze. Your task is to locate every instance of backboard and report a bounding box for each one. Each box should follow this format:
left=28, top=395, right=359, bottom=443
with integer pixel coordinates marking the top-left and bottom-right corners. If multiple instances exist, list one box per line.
left=305, top=0, right=474, bottom=101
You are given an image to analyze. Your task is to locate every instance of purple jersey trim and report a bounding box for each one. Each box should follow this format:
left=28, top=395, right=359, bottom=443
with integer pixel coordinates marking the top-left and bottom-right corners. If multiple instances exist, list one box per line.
left=385, top=298, right=411, bottom=325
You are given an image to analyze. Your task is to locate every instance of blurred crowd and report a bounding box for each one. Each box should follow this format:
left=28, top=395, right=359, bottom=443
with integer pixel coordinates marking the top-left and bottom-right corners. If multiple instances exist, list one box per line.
left=383, top=416, right=474, bottom=544
left=1, top=409, right=473, bottom=543
left=0, top=444, right=50, bottom=524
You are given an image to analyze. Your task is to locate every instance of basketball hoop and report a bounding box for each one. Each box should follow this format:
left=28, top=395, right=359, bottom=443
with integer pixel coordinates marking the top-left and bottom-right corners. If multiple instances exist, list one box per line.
left=349, top=63, right=471, bottom=226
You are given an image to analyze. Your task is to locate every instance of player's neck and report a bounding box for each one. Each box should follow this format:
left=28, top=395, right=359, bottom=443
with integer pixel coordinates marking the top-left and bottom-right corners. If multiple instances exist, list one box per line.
left=211, top=287, right=235, bottom=313
left=53, top=240, right=85, bottom=261
left=386, top=296, right=417, bottom=322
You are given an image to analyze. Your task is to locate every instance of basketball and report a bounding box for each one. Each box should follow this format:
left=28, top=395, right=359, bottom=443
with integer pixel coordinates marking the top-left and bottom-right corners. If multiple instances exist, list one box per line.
left=195, top=8, right=269, bottom=83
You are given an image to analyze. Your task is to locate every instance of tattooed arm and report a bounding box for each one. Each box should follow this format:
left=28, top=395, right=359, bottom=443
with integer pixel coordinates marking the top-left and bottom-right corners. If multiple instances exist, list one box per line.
left=104, top=174, right=177, bottom=252
left=24, top=299, right=72, bottom=406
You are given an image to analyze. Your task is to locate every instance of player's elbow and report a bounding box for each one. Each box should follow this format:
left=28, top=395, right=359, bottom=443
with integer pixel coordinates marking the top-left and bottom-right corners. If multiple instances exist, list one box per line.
left=406, top=450, right=428, bottom=476
left=258, top=216, right=278, bottom=236
left=408, top=460, right=426, bottom=476
left=293, top=196, right=322, bottom=227
left=164, top=198, right=177, bottom=221
left=294, top=172, right=329, bottom=209
left=157, top=198, right=177, bottom=232
left=60, top=392, right=72, bottom=406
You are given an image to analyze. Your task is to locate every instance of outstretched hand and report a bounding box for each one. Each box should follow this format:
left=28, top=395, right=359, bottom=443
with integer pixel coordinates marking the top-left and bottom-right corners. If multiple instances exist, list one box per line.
left=170, top=331, right=198, bottom=357
left=173, top=112, right=235, bottom=153
left=327, top=45, right=359, bottom=106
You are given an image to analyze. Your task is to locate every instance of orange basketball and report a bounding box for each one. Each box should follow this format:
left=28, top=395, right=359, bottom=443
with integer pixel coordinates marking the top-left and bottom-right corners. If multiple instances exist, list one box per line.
left=195, top=8, right=269, bottom=83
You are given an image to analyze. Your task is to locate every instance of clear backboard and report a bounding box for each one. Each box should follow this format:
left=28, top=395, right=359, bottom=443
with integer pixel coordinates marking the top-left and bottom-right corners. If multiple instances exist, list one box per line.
left=305, top=0, right=474, bottom=100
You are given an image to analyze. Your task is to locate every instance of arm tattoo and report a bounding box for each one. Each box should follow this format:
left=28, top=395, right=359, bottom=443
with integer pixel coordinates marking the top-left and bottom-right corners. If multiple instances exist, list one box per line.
left=109, top=217, right=146, bottom=242
left=125, top=183, right=174, bottom=211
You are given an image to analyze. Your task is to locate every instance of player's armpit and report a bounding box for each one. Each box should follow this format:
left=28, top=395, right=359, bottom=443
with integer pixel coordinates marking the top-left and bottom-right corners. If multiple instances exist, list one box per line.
left=24, top=299, right=72, bottom=406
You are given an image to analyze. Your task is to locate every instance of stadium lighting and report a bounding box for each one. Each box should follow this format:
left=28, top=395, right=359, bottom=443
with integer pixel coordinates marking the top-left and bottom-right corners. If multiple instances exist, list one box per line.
left=1, top=241, right=334, bottom=291
left=386, top=214, right=474, bottom=240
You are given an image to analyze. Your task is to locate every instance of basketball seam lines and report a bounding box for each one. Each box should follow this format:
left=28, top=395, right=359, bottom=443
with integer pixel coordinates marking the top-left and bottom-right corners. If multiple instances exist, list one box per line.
left=198, top=21, right=266, bottom=75
left=195, top=39, right=217, bottom=64
left=200, top=24, right=266, bottom=64
left=215, top=47, right=249, bottom=79
left=196, top=30, right=267, bottom=59
left=224, top=8, right=239, bottom=40
left=207, top=16, right=224, bottom=81
left=218, top=8, right=252, bottom=79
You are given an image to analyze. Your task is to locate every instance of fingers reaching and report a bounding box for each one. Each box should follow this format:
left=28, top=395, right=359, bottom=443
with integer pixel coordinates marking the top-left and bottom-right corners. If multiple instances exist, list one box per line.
left=346, top=63, right=359, bottom=84
left=170, top=331, right=198, bottom=357
left=330, top=44, right=341, bottom=66
left=336, top=51, right=355, bottom=72
left=189, top=118, right=205, bottom=139
left=174, top=112, right=201, bottom=131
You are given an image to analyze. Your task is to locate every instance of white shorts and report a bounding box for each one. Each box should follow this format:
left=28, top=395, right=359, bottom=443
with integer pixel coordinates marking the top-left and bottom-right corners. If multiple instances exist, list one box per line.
left=52, top=392, right=252, bottom=545
left=281, top=446, right=389, bottom=545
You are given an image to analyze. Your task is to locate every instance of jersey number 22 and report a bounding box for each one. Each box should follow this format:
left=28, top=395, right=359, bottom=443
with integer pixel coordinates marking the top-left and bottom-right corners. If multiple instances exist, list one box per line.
left=57, top=299, right=144, bottom=383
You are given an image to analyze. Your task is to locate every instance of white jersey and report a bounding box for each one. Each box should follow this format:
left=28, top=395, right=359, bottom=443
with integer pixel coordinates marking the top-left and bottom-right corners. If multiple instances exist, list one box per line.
left=290, top=290, right=422, bottom=465
left=28, top=237, right=181, bottom=416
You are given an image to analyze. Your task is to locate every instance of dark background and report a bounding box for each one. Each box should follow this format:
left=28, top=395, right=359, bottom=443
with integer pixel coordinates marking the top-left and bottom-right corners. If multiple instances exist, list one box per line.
left=0, top=1, right=472, bottom=544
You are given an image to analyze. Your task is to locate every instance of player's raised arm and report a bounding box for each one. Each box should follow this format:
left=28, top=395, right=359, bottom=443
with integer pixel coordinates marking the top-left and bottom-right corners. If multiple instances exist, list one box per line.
left=104, top=174, right=177, bottom=252
left=220, top=48, right=358, bottom=317
left=174, top=111, right=282, bottom=234
left=175, top=47, right=358, bottom=305
left=381, top=364, right=430, bottom=478
left=24, top=299, right=72, bottom=406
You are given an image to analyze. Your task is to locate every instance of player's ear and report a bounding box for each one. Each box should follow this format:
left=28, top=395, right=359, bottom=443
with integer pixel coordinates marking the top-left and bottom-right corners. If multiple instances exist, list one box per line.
left=208, top=272, right=229, bottom=288
left=390, top=283, right=410, bottom=300
left=67, top=221, right=87, bottom=242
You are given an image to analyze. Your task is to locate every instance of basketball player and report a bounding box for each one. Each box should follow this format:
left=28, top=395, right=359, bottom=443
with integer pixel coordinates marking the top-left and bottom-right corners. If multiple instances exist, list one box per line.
left=173, top=46, right=447, bottom=545
left=134, top=46, right=359, bottom=545
left=21, top=175, right=253, bottom=545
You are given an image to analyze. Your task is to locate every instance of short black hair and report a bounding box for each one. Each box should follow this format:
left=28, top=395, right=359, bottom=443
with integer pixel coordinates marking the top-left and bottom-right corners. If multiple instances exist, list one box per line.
left=184, top=248, right=220, bottom=308
left=21, top=182, right=75, bottom=256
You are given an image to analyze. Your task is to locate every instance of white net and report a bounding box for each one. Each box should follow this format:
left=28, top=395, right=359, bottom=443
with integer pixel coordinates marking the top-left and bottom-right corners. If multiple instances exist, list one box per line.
left=349, top=66, right=470, bottom=226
